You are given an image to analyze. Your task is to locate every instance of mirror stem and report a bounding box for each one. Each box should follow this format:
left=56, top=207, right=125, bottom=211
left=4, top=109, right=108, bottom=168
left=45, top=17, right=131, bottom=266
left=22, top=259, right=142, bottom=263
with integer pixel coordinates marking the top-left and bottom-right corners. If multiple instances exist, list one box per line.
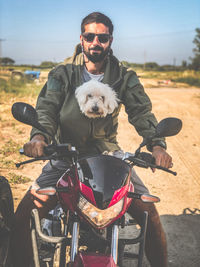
left=135, top=139, right=147, bottom=156
left=52, top=137, right=57, bottom=145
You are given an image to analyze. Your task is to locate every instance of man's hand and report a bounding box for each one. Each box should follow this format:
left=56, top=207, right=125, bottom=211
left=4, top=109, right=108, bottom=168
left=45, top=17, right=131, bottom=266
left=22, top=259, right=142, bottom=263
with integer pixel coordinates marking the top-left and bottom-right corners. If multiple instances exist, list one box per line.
left=151, top=146, right=172, bottom=173
left=23, top=134, right=47, bottom=158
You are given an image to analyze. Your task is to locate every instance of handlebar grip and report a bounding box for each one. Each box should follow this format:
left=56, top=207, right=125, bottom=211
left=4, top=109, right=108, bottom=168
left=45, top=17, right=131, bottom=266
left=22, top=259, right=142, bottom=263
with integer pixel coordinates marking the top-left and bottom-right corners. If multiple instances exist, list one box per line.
left=138, top=152, right=155, bottom=164
left=43, top=145, right=55, bottom=156
left=43, top=144, right=74, bottom=156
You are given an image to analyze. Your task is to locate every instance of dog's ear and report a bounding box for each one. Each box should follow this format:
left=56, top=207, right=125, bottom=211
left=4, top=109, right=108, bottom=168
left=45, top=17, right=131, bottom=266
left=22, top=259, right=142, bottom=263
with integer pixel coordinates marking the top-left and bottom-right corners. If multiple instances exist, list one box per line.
left=104, top=86, right=119, bottom=114
left=107, top=99, right=118, bottom=114
left=75, top=86, right=87, bottom=110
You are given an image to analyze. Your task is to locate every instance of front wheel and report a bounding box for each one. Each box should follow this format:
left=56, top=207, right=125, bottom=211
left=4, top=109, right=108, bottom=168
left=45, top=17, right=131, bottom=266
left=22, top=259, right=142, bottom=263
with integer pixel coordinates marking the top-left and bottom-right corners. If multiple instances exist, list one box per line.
left=0, top=176, right=14, bottom=267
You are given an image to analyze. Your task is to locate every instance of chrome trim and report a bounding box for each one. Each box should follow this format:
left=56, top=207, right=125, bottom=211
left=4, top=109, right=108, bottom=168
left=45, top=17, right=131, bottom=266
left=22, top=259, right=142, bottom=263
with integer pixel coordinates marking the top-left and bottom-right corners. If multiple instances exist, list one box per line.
left=111, top=224, right=119, bottom=264
left=70, top=222, right=80, bottom=262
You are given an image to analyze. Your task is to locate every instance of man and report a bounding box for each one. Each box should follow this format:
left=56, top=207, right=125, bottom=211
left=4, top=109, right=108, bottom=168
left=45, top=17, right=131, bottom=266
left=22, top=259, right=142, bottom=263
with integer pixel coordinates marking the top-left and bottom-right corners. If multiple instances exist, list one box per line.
left=11, top=12, right=172, bottom=267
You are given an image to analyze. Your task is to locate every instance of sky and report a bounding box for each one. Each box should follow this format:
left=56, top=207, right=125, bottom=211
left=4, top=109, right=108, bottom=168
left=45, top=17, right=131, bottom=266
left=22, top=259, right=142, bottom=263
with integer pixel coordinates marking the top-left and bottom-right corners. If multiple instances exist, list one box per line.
left=0, top=0, right=200, bottom=66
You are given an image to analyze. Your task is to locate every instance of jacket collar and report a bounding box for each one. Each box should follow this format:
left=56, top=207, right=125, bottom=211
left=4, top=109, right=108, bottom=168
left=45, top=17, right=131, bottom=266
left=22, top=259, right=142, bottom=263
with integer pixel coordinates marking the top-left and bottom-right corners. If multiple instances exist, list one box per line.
left=67, top=44, right=125, bottom=91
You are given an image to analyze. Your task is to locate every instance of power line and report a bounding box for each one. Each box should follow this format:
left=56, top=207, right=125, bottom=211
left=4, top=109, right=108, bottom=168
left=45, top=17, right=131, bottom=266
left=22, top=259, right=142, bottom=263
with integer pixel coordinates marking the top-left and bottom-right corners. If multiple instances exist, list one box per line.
left=4, top=39, right=78, bottom=43
left=117, top=30, right=195, bottom=40
left=3, top=29, right=196, bottom=43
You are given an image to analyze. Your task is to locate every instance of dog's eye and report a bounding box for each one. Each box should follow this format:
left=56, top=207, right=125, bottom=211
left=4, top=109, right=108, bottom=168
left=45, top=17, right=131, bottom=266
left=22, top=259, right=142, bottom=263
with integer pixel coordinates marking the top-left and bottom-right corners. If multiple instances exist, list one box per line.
left=88, top=94, right=92, bottom=98
left=101, top=96, right=105, bottom=102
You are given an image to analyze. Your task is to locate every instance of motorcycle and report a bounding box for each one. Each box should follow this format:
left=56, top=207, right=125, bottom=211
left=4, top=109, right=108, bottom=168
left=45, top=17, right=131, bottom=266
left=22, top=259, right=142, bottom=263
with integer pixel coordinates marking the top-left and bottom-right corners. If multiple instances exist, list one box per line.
left=11, top=102, right=182, bottom=267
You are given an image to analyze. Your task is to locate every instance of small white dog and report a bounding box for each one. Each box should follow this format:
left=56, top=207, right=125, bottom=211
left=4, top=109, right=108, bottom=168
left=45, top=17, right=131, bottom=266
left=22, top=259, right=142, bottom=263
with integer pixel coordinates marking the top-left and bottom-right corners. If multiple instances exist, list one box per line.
left=75, top=80, right=119, bottom=118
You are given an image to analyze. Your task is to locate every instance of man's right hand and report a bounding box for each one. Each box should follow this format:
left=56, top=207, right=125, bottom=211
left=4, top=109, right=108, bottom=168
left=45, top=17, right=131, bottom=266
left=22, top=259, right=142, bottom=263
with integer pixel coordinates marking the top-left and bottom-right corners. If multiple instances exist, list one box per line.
left=23, top=134, right=47, bottom=158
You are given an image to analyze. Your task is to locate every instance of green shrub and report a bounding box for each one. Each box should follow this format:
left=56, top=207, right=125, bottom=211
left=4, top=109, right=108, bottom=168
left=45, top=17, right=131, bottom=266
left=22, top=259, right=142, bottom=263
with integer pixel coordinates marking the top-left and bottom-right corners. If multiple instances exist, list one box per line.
left=0, top=139, right=21, bottom=156
left=173, top=77, right=200, bottom=87
left=0, top=78, right=41, bottom=96
left=8, top=173, right=31, bottom=184
left=138, top=70, right=200, bottom=87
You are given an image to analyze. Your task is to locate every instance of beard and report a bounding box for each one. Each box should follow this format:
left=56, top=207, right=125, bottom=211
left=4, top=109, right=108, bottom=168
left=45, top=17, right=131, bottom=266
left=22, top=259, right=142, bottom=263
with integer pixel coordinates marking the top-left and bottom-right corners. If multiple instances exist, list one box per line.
left=83, top=45, right=110, bottom=63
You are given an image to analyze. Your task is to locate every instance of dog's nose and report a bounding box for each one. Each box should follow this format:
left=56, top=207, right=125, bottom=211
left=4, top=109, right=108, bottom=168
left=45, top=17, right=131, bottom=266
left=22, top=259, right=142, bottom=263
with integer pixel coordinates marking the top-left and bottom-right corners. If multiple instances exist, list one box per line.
left=92, top=105, right=99, bottom=113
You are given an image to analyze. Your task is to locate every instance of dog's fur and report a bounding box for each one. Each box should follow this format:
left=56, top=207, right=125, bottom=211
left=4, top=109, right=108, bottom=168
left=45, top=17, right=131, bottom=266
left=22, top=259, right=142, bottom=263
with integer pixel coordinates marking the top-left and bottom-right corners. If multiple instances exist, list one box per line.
left=75, top=80, right=119, bottom=118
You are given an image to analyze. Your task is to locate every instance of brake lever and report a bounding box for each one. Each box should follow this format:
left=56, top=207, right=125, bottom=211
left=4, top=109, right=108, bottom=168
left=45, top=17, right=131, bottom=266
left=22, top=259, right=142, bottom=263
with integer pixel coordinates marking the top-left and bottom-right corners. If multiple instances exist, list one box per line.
left=16, top=149, right=78, bottom=168
left=15, top=156, right=50, bottom=168
left=149, top=164, right=177, bottom=176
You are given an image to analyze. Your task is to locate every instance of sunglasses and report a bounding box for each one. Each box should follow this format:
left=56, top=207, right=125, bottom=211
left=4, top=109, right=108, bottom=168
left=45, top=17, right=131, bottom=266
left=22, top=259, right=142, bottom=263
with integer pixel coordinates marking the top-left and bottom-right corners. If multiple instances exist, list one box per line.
left=82, top=32, right=111, bottom=43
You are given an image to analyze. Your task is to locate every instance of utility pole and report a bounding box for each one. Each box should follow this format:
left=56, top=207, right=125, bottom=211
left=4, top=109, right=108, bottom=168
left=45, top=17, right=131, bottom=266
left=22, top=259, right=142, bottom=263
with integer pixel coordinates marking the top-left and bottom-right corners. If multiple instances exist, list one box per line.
left=173, top=57, right=176, bottom=67
left=143, top=50, right=146, bottom=70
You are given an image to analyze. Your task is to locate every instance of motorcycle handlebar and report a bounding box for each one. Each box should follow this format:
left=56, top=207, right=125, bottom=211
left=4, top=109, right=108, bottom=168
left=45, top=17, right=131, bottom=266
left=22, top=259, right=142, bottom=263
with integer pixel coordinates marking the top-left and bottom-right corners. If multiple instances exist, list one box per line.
left=127, top=152, right=177, bottom=176
left=16, top=143, right=78, bottom=168
left=43, top=143, right=73, bottom=156
left=18, top=144, right=74, bottom=156
left=17, top=146, right=176, bottom=175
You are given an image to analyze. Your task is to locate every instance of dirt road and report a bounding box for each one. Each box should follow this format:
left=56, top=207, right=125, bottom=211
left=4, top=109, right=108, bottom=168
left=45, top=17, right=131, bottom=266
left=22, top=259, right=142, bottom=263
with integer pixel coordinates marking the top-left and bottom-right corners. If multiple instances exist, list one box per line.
left=117, top=86, right=200, bottom=266
left=1, top=83, right=200, bottom=266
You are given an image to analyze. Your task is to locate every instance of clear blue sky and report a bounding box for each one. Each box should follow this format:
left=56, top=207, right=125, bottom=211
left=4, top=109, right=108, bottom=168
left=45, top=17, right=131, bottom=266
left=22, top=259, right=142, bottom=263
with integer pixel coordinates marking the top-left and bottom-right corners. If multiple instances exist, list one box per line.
left=1, top=0, right=200, bottom=65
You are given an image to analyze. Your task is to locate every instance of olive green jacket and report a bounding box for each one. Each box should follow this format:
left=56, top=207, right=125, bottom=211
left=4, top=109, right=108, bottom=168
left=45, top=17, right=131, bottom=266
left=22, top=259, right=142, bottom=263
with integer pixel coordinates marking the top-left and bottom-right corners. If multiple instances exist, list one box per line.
left=31, top=44, right=165, bottom=156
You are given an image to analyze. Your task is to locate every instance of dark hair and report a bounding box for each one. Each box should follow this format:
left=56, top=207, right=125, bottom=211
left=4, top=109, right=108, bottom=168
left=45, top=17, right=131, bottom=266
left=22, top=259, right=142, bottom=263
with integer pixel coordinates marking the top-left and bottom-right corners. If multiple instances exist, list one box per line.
left=81, top=12, right=114, bottom=35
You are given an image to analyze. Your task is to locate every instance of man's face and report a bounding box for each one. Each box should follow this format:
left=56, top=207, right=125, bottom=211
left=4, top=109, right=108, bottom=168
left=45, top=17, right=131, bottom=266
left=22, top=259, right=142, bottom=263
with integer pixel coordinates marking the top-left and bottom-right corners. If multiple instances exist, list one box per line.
left=80, top=23, right=113, bottom=63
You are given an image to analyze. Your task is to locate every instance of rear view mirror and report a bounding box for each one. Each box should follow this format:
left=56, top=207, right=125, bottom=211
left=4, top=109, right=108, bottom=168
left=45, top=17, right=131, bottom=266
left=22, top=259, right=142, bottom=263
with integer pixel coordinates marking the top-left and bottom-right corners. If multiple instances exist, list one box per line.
left=135, top=117, right=182, bottom=154
left=155, top=117, right=182, bottom=138
left=11, top=102, right=54, bottom=140
left=12, top=102, right=38, bottom=127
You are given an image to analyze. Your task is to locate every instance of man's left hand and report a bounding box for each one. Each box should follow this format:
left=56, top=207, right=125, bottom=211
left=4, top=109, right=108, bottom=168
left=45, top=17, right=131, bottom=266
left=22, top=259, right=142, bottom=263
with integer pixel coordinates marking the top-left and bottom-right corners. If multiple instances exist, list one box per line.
left=151, top=146, right=173, bottom=172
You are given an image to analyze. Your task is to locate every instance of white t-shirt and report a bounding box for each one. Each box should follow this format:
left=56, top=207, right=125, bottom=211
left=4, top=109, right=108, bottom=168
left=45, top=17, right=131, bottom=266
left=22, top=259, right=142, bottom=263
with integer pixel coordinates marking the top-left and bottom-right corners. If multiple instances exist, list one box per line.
left=82, top=66, right=104, bottom=82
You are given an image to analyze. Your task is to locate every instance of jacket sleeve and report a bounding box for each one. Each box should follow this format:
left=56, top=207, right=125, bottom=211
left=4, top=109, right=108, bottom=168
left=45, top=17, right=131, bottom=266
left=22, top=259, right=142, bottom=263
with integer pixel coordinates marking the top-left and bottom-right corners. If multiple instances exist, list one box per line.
left=121, top=71, right=166, bottom=149
left=30, top=66, right=66, bottom=143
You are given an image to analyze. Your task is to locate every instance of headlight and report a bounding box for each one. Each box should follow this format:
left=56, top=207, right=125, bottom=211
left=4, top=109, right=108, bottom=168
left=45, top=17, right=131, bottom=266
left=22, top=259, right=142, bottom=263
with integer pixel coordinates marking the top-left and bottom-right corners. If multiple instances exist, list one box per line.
left=78, top=194, right=124, bottom=228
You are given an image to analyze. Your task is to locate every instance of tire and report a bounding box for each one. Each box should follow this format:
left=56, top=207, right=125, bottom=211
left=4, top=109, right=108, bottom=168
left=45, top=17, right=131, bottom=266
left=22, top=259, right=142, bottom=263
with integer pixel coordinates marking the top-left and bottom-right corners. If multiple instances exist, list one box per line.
left=11, top=71, right=24, bottom=81
left=0, top=176, right=14, bottom=267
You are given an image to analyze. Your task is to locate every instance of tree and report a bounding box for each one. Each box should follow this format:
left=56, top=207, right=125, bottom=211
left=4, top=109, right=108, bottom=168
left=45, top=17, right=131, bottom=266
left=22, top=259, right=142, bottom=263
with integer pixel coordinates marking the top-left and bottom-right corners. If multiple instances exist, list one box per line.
left=145, top=62, right=160, bottom=70
left=181, top=60, right=187, bottom=68
left=0, top=57, right=15, bottom=65
left=40, top=61, right=57, bottom=68
left=190, top=28, right=200, bottom=70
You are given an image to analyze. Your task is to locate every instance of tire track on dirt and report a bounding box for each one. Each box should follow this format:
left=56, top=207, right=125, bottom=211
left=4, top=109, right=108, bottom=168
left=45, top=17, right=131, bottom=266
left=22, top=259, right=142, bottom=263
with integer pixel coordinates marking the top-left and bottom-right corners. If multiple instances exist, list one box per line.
left=173, top=137, right=200, bottom=186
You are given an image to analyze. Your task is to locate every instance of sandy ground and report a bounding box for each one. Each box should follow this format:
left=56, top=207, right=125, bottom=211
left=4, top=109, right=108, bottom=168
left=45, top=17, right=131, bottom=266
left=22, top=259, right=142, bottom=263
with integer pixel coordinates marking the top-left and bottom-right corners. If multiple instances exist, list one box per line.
left=0, top=78, right=200, bottom=266
left=117, top=85, right=200, bottom=266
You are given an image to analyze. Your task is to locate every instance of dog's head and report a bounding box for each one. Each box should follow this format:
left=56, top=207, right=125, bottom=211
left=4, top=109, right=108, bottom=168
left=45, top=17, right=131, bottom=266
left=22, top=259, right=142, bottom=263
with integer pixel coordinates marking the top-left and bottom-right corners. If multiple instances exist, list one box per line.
left=75, top=80, right=119, bottom=118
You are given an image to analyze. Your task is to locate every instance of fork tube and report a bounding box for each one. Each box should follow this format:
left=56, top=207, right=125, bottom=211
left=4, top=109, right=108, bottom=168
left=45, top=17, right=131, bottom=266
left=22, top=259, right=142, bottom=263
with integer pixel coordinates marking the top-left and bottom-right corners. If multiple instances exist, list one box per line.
left=111, top=224, right=119, bottom=264
left=31, top=226, right=40, bottom=267
left=70, top=222, right=80, bottom=262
